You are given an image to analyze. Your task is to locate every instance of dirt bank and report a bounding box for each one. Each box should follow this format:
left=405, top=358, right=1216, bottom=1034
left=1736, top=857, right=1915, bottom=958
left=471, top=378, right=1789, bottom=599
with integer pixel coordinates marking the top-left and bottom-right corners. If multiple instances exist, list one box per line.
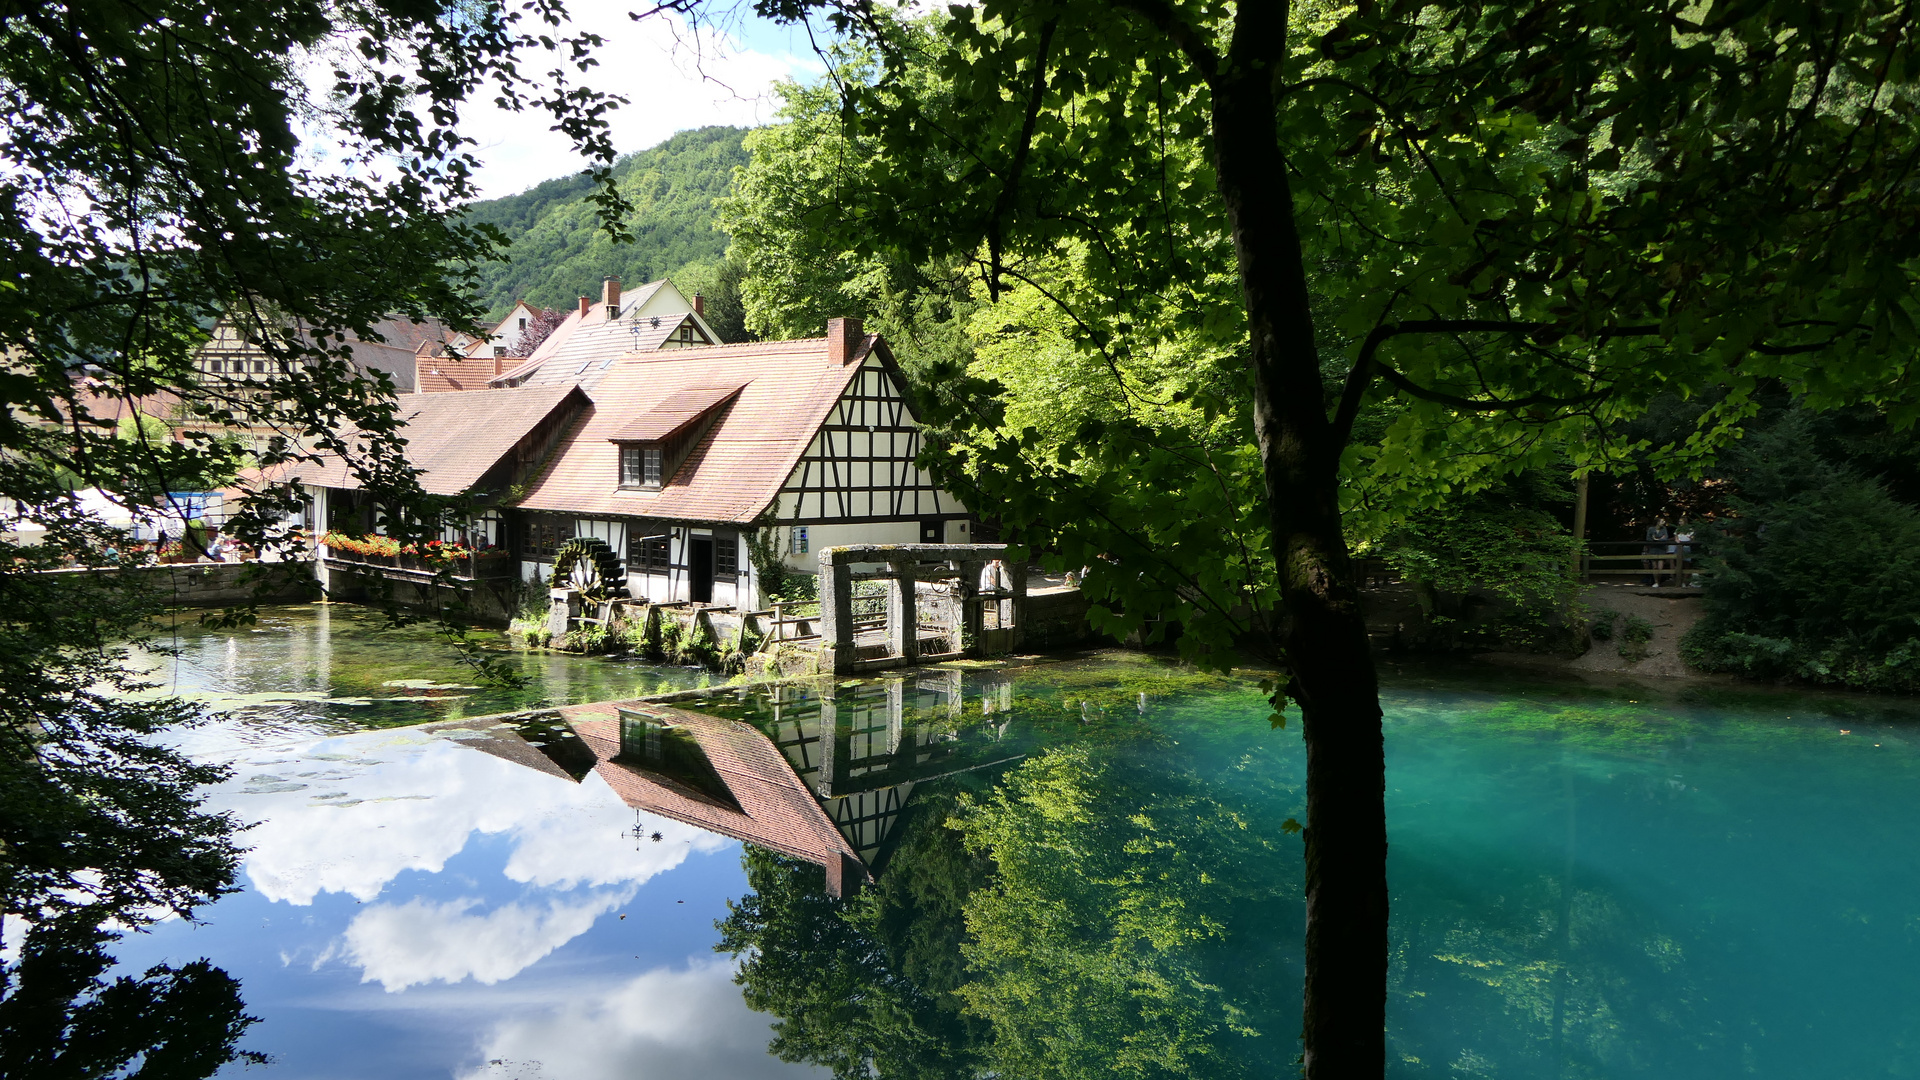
left=1468, top=586, right=1708, bottom=679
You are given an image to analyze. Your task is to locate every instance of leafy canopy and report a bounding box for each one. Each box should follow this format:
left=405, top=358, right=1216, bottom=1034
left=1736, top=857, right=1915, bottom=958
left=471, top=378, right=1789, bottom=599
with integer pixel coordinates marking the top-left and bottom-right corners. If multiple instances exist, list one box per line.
left=707, top=0, right=1920, bottom=667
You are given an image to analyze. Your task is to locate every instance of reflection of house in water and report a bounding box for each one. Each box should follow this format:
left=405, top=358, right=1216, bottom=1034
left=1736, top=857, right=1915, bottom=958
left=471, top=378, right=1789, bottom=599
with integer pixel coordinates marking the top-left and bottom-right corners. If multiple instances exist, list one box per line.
left=757, top=671, right=1023, bottom=874
left=443, top=675, right=1021, bottom=897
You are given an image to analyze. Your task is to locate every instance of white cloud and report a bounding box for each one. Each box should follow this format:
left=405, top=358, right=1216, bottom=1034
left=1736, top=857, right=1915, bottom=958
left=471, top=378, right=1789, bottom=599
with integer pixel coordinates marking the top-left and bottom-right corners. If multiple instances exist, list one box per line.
left=458, top=959, right=823, bottom=1080
left=460, top=8, right=821, bottom=199
left=342, top=891, right=630, bottom=992
left=205, top=726, right=732, bottom=906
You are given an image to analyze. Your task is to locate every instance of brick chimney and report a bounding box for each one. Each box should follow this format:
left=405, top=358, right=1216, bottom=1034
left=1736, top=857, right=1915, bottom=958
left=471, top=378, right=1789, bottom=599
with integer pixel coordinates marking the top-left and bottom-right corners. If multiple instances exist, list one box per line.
left=826, top=317, right=864, bottom=365
left=692, top=292, right=705, bottom=316
left=577, top=295, right=591, bottom=317
left=602, top=276, right=621, bottom=318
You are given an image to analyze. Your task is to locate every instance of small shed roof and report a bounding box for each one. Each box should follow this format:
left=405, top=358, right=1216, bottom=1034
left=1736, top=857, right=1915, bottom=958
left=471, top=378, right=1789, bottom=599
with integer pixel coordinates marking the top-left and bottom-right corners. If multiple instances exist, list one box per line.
left=560, top=701, right=863, bottom=872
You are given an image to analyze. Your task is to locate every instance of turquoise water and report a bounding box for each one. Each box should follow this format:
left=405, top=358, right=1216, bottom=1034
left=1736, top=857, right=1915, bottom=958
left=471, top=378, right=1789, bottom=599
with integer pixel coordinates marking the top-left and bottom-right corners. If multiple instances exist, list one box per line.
left=64, top=614, right=1920, bottom=1077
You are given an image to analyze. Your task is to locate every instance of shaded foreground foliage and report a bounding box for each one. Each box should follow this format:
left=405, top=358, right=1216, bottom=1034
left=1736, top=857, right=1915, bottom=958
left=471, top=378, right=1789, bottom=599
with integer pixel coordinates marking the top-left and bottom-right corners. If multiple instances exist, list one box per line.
left=0, top=1, right=634, bottom=1074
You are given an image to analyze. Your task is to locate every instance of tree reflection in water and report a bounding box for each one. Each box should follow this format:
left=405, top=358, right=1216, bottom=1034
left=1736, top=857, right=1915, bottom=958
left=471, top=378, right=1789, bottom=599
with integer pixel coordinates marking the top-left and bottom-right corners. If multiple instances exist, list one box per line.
left=0, top=566, right=258, bottom=1078
left=712, top=673, right=1788, bottom=1080
left=0, top=915, right=263, bottom=1079
left=716, top=672, right=1300, bottom=1080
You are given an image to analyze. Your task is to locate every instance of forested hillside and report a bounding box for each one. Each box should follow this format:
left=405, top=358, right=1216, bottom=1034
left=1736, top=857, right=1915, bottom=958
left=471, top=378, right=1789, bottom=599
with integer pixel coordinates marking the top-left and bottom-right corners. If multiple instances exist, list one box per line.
left=464, top=126, right=747, bottom=320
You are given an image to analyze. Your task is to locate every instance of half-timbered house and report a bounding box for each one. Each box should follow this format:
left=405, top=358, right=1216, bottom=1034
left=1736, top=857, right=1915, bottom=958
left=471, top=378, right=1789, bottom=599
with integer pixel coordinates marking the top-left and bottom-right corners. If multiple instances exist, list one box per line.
left=509, top=317, right=970, bottom=608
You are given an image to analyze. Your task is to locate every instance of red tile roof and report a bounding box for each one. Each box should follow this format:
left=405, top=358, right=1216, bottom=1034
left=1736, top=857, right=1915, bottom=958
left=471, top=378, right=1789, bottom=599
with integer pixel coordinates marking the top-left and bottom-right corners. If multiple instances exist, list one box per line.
left=513, top=335, right=879, bottom=523
left=287, top=384, right=585, bottom=495
left=557, top=700, right=863, bottom=872
left=490, top=280, right=676, bottom=390
left=416, top=354, right=508, bottom=393
left=58, top=378, right=184, bottom=425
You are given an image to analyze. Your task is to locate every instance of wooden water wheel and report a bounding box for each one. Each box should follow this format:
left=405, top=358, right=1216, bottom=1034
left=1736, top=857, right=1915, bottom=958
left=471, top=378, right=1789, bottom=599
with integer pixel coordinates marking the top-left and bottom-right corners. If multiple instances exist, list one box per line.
left=551, top=537, right=625, bottom=601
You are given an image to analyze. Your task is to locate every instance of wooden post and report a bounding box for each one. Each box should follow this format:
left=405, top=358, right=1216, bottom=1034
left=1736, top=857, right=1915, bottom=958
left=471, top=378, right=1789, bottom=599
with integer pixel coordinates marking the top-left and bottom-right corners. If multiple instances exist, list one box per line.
left=1571, top=473, right=1590, bottom=581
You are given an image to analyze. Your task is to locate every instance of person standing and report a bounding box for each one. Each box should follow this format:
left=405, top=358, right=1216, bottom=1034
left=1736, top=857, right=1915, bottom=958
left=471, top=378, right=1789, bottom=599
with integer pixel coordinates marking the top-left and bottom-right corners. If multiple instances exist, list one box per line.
left=1643, top=516, right=1672, bottom=586
left=1674, top=519, right=1696, bottom=586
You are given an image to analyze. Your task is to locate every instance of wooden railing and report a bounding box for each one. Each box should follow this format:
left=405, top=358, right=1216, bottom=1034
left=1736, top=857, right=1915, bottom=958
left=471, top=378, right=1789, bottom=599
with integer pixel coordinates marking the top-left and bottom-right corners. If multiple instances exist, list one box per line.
left=1580, top=539, right=1706, bottom=587
left=750, top=599, right=825, bottom=643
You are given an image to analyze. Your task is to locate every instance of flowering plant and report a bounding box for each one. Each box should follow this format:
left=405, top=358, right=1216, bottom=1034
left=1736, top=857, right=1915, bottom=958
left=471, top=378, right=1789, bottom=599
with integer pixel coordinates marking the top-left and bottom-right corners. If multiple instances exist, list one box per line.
left=321, top=531, right=401, bottom=558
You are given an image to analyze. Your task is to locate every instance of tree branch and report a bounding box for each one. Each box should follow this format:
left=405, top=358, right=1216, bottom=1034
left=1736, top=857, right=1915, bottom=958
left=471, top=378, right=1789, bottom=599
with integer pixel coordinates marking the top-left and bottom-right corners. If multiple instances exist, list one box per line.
left=986, top=17, right=1059, bottom=300
left=1340, top=319, right=1663, bottom=423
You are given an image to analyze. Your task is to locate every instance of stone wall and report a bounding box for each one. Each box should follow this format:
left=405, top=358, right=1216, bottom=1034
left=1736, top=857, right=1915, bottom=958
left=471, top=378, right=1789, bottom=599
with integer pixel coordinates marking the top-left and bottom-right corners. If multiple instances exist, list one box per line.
left=38, top=560, right=319, bottom=607
left=1024, top=585, right=1094, bottom=649
left=320, top=561, right=525, bottom=625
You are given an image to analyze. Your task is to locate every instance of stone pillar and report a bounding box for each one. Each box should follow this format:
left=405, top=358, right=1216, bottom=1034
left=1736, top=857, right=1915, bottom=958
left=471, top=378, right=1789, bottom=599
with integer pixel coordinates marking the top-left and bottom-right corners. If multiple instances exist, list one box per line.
left=887, top=555, right=918, bottom=663
left=956, top=560, right=984, bottom=657
left=546, top=587, right=579, bottom=638
left=816, top=691, right=845, bottom=797
left=1010, top=559, right=1028, bottom=650
left=885, top=676, right=906, bottom=756
left=818, top=555, right=855, bottom=674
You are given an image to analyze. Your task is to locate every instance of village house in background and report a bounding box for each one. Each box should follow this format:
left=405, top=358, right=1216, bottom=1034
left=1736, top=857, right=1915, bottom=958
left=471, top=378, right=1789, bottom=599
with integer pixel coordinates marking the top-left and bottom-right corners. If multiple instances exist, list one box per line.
left=301, top=301, right=971, bottom=610
left=487, top=299, right=547, bottom=357
left=414, top=277, right=717, bottom=394
left=196, top=312, right=477, bottom=394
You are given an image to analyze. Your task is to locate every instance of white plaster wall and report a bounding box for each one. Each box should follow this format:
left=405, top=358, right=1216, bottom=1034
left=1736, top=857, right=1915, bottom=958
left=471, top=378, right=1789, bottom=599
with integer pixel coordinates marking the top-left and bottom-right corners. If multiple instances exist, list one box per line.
left=780, top=520, right=924, bottom=573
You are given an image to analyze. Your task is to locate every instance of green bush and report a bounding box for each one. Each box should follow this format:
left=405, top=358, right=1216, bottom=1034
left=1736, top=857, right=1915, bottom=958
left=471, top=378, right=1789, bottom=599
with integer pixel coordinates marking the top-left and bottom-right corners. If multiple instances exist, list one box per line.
left=776, top=571, right=819, bottom=605
left=1685, top=413, right=1920, bottom=689
left=566, top=623, right=610, bottom=654
left=683, top=621, right=718, bottom=667
left=1618, top=614, right=1655, bottom=662
left=657, top=616, right=686, bottom=662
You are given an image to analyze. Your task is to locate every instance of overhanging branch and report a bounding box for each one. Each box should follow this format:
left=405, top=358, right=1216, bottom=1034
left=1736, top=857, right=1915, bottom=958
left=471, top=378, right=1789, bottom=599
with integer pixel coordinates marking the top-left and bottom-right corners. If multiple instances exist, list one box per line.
left=1333, top=318, right=1662, bottom=435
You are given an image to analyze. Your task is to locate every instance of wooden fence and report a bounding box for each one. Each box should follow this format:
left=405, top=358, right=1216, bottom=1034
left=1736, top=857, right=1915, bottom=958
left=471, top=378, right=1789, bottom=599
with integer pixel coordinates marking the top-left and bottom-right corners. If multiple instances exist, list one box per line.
left=1579, top=539, right=1705, bottom=587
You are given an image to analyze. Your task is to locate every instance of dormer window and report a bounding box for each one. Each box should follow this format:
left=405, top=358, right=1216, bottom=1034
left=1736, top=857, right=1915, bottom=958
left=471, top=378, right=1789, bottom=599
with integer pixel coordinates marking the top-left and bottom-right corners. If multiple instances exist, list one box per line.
left=619, top=445, right=663, bottom=490
left=609, top=385, right=745, bottom=493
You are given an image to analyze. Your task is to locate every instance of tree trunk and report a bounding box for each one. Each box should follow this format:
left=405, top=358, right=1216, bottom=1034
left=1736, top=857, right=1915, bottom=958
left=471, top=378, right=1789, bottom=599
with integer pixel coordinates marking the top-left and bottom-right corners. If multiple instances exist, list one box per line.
left=1209, top=10, right=1388, bottom=1077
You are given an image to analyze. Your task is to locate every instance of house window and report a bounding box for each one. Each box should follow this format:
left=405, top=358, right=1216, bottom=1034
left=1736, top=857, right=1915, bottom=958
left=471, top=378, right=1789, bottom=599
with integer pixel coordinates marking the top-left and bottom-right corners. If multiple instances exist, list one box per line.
left=792, top=526, right=808, bottom=555
left=714, top=529, right=738, bottom=581
left=627, top=521, right=670, bottom=572
left=208, top=359, right=224, bottom=373
left=521, top=514, right=574, bottom=558
left=619, top=446, right=663, bottom=489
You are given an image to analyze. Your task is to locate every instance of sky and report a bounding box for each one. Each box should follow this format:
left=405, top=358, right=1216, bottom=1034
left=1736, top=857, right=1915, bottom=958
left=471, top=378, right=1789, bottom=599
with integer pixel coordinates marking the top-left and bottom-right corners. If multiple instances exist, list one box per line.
left=458, top=6, right=829, bottom=201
